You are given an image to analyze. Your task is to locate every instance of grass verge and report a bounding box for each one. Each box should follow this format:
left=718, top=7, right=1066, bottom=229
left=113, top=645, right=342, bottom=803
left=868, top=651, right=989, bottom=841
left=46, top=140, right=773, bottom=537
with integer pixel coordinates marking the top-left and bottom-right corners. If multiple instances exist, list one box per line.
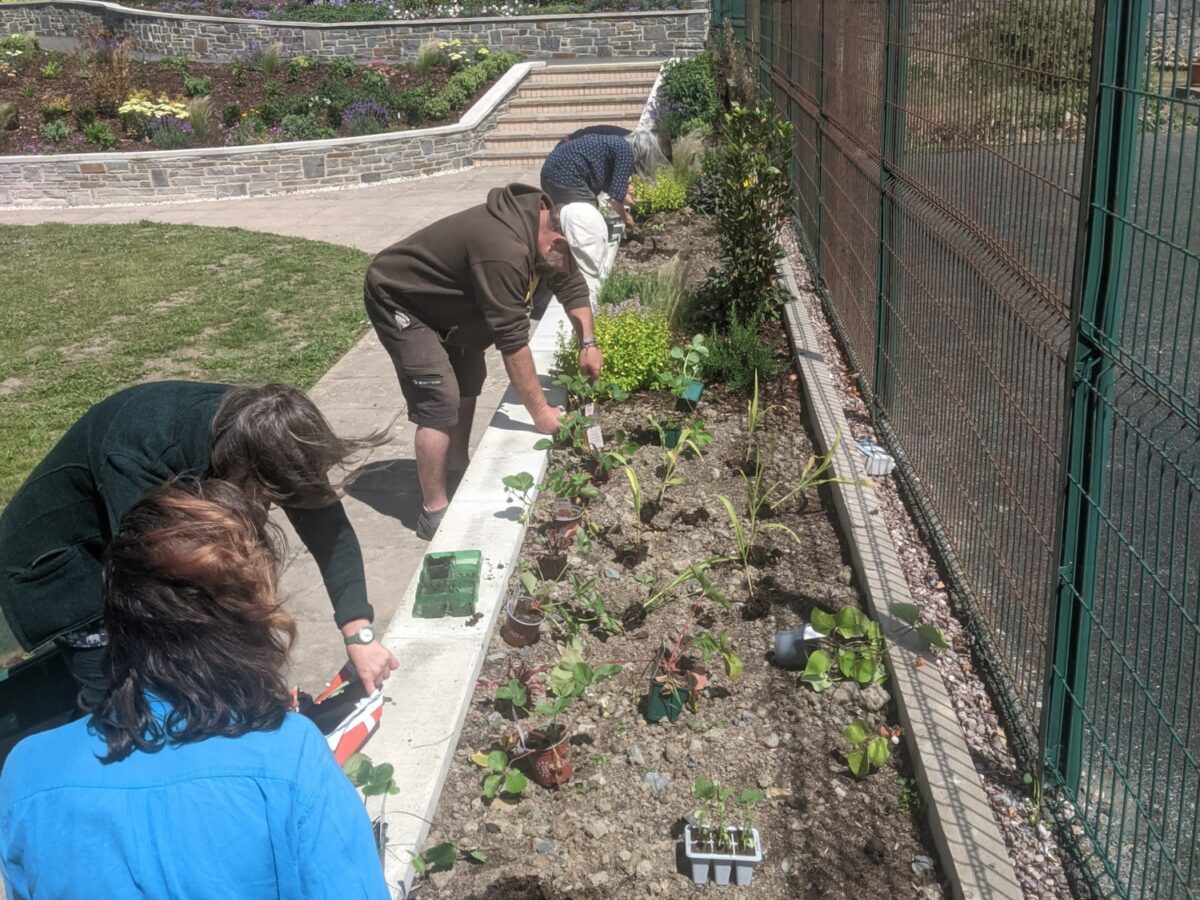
left=0, top=221, right=371, bottom=505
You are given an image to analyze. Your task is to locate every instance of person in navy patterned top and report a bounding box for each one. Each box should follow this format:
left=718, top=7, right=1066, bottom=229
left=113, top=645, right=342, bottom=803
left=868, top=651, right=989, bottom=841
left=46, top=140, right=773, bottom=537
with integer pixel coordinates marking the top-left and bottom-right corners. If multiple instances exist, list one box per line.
left=540, top=128, right=664, bottom=227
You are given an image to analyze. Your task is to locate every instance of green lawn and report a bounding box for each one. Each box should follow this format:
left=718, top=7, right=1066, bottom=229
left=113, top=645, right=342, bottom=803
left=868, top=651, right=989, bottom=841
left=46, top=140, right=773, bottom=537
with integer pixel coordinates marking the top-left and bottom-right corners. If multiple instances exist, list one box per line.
left=0, top=222, right=372, bottom=505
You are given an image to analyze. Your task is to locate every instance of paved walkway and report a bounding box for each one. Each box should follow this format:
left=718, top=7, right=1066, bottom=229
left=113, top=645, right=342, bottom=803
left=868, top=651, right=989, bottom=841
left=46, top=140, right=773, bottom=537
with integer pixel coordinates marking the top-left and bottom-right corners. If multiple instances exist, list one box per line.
left=0, top=165, right=539, bottom=692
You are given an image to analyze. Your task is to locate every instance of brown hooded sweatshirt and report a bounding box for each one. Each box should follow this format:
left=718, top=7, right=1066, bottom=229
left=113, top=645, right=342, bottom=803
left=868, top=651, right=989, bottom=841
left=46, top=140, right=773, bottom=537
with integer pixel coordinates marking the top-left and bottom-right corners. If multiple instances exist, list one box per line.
left=364, top=184, right=591, bottom=355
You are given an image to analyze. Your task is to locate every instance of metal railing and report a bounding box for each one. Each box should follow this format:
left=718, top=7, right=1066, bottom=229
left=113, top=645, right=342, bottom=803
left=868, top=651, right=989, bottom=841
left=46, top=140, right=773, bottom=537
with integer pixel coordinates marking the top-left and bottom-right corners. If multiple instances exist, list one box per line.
left=711, top=0, right=1200, bottom=895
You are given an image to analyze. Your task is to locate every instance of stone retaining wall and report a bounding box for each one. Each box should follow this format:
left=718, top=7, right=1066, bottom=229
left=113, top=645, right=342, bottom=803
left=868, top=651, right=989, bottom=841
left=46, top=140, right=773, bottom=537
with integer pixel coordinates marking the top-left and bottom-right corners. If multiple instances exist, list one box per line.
left=0, top=61, right=531, bottom=207
left=0, top=0, right=707, bottom=61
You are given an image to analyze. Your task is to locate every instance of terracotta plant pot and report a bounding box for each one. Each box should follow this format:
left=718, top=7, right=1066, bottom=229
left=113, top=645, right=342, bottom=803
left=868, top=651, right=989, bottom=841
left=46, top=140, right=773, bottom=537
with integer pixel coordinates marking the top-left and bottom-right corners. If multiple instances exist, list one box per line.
left=500, top=594, right=545, bottom=648
left=523, top=725, right=573, bottom=786
left=549, top=501, right=584, bottom=543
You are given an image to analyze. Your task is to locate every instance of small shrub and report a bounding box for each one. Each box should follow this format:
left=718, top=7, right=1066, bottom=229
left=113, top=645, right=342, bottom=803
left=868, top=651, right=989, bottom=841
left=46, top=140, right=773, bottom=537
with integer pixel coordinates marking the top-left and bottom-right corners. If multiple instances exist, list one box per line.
left=183, top=74, right=212, bottom=97
left=83, top=120, right=117, bottom=150
left=707, top=102, right=793, bottom=324
left=157, top=55, right=192, bottom=74
left=82, top=29, right=133, bottom=115
left=255, top=41, right=284, bottom=76
left=415, top=39, right=440, bottom=76
left=555, top=302, right=671, bottom=392
left=230, top=59, right=248, bottom=87
left=186, top=95, right=214, bottom=143
left=41, top=97, right=72, bottom=123
left=328, top=56, right=356, bottom=80
left=149, top=115, right=193, bottom=149
left=263, top=79, right=282, bottom=100
left=220, top=102, right=242, bottom=128
left=0, top=32, right=38, bottom=73
left=0, top=101, right=18, bottom=132
left=361, top=68, right=389, bottom=93
left=40, top=58, right=62, bottom=79
left=396, top=85, right=432, bottom=126
left=285, top=55, right=312, bottom=83
left=118, top=91, right=189, bottom=139
left=686, top=156, right=721, bottom=215
left=631, top=168, right=688, bottom=215
left=699, top=313, right=784, bottom=394
left=280, top=112, right=334, bottom=141
left=669, top=129, right=706, bottom=186
left=654, top=53, right=719, bottom=140
left=73, top=102, right=96, bottom=126
left=40, top=118, right=71, bottom=143
left=340, top=98, right=391, bottom=135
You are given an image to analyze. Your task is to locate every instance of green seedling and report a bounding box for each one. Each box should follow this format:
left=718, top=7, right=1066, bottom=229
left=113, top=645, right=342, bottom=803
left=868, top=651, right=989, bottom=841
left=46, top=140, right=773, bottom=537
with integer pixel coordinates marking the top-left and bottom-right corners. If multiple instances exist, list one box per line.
left=657, top=333, right=710, bottom=396
left=547, top=644, right=623, bottom=699
left=642, top=558, right=731, bottom=613
left=694, top=629, right=744, bottom=680
left=691, top=778, right=764, bottom=853
left=843, top=718, right=897, bottom=778
left=889, top=602, right=950, bottom=650
left=472, top=749, right=529, bottom=800
left=409, top=841, right=487, bottom=876
left=502, top=471, right=536, bottom=521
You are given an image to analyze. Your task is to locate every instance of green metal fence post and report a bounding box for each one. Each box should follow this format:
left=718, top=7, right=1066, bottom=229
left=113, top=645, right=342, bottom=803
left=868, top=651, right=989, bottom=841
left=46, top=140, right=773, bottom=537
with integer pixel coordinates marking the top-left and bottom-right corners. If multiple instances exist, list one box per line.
left=873, top=0, right=908, bottom=409
left=1044, top=0, right=1149, bottom=793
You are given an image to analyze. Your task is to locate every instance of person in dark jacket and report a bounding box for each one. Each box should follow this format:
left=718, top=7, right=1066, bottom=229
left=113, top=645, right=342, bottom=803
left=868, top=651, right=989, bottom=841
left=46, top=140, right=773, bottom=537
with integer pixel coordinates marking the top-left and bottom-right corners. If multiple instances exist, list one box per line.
left=540, top=127, right=665, bottom=225
left=0, top=381, right=399, bottom=706
left=364, top=183, right=603, bottom=540
left=0, top=480, right=390, bottom=899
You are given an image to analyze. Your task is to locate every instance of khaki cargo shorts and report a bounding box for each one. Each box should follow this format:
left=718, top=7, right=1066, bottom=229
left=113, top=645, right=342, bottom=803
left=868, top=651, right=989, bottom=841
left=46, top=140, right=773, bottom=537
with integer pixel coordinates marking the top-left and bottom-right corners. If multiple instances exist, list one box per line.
left=365, top=288, right=487, bottom=428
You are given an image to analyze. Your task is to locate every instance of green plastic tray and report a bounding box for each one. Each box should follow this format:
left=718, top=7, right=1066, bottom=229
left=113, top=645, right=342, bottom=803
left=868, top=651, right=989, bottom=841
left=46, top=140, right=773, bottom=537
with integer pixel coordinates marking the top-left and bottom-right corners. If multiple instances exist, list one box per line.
left=414, top=550, right=482, bottom=618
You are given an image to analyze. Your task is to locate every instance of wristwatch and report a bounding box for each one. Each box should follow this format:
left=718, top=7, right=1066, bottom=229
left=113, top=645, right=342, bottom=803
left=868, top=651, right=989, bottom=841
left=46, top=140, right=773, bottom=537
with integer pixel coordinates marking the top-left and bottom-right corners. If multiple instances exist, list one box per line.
left=344, top=625, right=376, bottom=646
left=580, top=338, right=598, bottom=349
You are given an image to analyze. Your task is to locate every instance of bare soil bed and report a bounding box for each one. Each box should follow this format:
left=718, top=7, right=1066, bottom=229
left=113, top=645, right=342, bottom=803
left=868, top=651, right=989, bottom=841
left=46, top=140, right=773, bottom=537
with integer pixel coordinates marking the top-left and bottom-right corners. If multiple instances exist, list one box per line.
left=419, top=202, right=948, bottom=897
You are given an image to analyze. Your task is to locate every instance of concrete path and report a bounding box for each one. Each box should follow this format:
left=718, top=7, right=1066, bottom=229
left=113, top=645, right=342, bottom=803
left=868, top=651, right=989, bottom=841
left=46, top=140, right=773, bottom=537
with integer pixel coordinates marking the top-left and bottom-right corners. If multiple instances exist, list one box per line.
left=0, top=165, right=540, bottom=692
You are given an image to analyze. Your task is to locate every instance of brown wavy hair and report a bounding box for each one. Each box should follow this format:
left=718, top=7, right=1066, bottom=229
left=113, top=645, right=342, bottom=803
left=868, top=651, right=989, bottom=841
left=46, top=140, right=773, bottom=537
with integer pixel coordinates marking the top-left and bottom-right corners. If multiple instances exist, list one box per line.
left=210, top=383, right=389, bottom=510
left=93, top=479, right=296, bottom=762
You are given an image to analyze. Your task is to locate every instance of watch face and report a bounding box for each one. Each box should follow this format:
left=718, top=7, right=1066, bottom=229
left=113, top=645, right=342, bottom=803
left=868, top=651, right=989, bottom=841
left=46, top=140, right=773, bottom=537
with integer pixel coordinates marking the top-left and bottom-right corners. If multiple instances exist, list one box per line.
left=358, top=627, right=375, bottom=643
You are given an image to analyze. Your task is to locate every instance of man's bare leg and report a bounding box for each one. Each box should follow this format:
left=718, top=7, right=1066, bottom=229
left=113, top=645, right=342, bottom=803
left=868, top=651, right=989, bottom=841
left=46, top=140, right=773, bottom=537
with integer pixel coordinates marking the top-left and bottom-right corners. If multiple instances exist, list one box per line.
left=415, top=424, right=452, bottom=513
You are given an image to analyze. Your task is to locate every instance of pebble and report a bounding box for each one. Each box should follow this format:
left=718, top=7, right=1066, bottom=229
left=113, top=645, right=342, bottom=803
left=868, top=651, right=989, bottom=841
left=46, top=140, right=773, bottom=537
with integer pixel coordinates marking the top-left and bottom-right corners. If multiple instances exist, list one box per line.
left=486, top=711, right=504, bottom=727
left=764, top=732, right=781, bottom=749
left=780, top=859, right=791, bottom=874
left=911, top=855, right=935, bottom=876
left=754, top=705, right=769, bottom=718
left=636, top=859, right=654, bottom=878
left=860, top=684, right=890, bottom=712
left=688, top=738, right=703, bottom=753
left=618, top=849, right=632, bottom=863
left=643, top=772, right=671, bottom=791
left=603, top=567, right=621, bottom=579
left=831, top=682, right=858, bottom=705
left=485, top=822, right=502, bottom=834
left=627, top=745, right=645, bottom=766
left=536, top=840, right=554, bottom=855
left=756, top=771, right=772, bottom=789
left=584, top=820, right=610, bottom=839
left=837, top=565, right=854, bottom=585
left=664, top=743, right=685, bottom=763
left=670, top=559, right=688, bottom=574
left=589, top=872, right=610, bottom=887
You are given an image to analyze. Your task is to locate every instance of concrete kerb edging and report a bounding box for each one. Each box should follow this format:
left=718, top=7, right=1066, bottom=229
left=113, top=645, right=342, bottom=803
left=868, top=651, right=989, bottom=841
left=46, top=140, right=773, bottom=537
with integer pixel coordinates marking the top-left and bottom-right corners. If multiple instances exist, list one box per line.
left=778, top=258, right=1023, bottom=900
left=370, top=241, right=620, bottom=896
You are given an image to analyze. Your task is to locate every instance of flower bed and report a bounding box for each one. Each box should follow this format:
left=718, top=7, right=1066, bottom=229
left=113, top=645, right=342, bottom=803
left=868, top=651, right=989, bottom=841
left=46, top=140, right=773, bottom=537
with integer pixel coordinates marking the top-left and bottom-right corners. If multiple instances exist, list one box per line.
left=0, top=30, right=517, bottom=154
left=405, top=55, right=950, bottom=890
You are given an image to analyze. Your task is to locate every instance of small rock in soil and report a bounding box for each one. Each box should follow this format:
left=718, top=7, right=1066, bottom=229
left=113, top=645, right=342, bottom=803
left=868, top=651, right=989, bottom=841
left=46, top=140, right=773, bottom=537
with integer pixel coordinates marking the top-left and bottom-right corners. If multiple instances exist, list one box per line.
left=764, top=732, right=781, bottom=748
left=636, top=859, right=653, bottom=878
left=860, top=684, right=890, bottom=712
left=831, top=682, right=858, bottom=705
left=485, top=822, right=502, bottom=835
left=486, top=711, right=503, bottom=727
left=626, top=745, right=645, bottom=766
left=584, top=820, right=610, bottom=839
left=603, top=567, right=621, bottom=579
left=688, top=738, right=703, bottom=753
left=589, top=872, right=610, bottom=887
left=617, top=849, right=632, bottom=863
left=643, top=772, right=671, bottom=791
left=536, top=840, right=554, bottom=855
left=911, top=854, right=935, bottom=876
left=756, top=771, right=772, bottom=789
left=837, top=565, right=854, bottom=585
left=664, top=743, right=685, bottom=764
left=780, top=858, right=792, bottom=874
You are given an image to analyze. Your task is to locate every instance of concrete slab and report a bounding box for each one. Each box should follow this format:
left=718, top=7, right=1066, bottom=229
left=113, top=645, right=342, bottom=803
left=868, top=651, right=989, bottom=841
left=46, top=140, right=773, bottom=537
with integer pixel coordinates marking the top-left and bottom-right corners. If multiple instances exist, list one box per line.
left=779, top=260, right=1024, bottom=900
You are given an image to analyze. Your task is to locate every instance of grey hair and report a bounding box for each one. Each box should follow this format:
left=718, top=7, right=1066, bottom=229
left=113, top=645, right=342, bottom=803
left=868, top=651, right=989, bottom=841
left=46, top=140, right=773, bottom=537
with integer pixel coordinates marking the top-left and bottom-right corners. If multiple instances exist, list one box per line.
left=627, top=127, right=667, bottom=180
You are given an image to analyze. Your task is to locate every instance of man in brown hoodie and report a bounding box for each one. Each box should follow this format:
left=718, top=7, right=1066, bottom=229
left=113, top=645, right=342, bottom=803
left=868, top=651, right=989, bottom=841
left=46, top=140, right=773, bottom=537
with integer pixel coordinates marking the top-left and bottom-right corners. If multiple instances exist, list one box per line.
left=364, top=184, right=603, bottom=539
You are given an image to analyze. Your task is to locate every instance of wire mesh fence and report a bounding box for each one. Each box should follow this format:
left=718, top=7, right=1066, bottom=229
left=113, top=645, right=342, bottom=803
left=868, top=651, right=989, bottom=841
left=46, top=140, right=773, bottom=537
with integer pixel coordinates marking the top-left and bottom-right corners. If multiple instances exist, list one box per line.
left=713, top=0, right=1200, bottom=895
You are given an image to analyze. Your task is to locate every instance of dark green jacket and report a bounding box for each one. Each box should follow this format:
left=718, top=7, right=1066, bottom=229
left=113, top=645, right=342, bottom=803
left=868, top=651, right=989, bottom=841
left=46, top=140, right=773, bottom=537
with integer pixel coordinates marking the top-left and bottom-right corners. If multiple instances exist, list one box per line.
left=0, top=382, right=372, bottom=657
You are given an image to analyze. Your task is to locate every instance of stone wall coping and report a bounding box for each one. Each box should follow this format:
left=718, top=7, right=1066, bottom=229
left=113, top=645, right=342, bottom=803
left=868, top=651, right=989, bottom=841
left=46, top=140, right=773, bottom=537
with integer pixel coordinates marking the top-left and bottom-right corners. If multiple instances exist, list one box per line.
left=0, top=59, right=538, bottom=165
left=0, top=0, right=706, bottom=29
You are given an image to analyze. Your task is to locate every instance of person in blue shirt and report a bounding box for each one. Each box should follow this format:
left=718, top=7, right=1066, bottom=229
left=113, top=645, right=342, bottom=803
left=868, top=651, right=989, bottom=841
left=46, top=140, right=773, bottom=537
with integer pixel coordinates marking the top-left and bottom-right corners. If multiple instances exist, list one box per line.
left=0, top=479, right=390, bottom=900
left=539, top=128, right=664, bottom=227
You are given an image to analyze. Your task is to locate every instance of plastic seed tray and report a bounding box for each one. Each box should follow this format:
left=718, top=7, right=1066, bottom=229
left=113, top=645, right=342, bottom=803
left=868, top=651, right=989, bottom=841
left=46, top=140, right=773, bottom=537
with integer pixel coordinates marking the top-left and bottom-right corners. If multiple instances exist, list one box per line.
left=413, top=550, right=483, bottom=618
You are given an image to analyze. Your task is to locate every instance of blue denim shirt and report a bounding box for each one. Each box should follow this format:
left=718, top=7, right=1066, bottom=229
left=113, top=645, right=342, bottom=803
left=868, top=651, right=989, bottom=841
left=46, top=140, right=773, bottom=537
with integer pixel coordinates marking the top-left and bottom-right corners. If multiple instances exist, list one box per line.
left=0, top=705, right=389, bottom=899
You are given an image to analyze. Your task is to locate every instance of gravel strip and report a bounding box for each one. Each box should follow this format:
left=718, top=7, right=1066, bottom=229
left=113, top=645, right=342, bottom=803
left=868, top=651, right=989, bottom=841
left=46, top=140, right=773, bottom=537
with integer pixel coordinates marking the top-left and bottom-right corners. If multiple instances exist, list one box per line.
left=780, top=224, right=1074, bottom=900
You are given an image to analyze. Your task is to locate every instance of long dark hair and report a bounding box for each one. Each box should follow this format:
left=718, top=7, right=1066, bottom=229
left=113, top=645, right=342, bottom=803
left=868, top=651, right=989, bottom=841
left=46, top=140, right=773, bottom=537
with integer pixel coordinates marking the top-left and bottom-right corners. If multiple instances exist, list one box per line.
left=93, top=479, right=295, bottom=762
left=210, top=384, right=388, bottom=509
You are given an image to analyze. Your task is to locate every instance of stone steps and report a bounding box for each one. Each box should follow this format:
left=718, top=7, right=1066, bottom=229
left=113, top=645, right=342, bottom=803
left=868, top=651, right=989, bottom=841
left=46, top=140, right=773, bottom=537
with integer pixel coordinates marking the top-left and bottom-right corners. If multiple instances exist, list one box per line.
left=478, top=61, right=659, bottom=167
